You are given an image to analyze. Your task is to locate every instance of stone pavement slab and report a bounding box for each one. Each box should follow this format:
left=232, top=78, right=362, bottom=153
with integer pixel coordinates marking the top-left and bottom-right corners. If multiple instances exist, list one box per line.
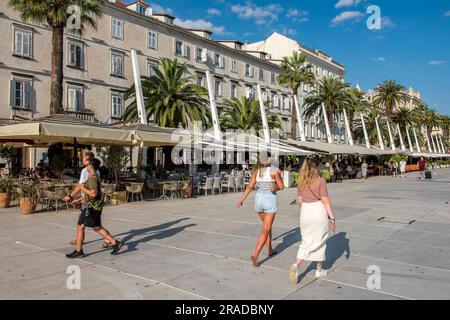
left=0, top=168, right=449, bottom=299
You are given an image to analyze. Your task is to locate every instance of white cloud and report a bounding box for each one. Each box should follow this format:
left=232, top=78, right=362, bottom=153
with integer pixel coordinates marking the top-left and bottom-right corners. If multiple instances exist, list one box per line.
left=207, top=8, right=221, bottom=16
left=286, top=8, right=309, bottom=23
left=372, top=57, right=386, bottom=62
left=174, top=18, right=227, bottom=36
left=335, top=0, right=362, bottom=9
left=381, top=17, right=396, bottom=28
left=148, top=3, right=173, bottom=15
left=231, top=2, right=284, bottom=25
left=429, top=60, right=445, bottom=65
left=444, top=11, right=450, bottom=17
left=331, top=11, right=364, bottom=27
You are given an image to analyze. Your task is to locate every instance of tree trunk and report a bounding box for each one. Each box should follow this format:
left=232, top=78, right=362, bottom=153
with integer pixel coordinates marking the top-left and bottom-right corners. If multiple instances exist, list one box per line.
left=50, top=27, right=64, bottom=115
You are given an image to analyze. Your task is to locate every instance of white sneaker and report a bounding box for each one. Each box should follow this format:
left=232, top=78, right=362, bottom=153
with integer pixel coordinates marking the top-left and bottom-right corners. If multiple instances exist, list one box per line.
left=315, top=269, right=328, bottom=278
left=289, top=264, right=298, bottom=284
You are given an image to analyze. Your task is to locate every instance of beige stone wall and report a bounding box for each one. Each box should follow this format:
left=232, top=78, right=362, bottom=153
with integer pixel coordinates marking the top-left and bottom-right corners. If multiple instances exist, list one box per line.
left=0, top=2, right=291, bottom=127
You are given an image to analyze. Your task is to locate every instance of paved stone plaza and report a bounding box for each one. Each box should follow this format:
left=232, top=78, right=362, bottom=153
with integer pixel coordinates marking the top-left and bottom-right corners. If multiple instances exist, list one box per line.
left=1, top=169, right=450, bottom=300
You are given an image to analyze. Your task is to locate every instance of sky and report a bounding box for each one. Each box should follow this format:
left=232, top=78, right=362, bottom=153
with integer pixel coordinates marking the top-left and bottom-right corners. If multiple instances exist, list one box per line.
left=125, top=0, right=450, bottom=116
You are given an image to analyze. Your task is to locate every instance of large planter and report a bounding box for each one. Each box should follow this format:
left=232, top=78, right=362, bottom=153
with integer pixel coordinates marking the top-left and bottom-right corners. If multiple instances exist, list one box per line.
left=19, top=198, right=37, bottom=215
left=0, top=193, right=11, bottom=208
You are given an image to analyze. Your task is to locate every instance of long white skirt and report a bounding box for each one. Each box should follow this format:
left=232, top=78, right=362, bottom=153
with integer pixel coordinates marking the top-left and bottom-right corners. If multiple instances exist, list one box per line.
left=297, top=201, right=329, bottom=262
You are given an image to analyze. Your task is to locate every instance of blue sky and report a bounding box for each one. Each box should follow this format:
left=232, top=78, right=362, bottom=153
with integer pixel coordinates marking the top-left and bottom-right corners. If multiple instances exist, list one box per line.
left=126, top=0, right=450, bottom=115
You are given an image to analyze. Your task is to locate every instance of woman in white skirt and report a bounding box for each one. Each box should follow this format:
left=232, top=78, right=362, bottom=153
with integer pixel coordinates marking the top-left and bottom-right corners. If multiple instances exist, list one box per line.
left=290, top=157, right=336, bottom=284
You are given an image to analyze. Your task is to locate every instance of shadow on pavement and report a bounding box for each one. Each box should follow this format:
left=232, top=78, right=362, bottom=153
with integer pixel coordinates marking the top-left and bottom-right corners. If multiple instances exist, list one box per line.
left=116, top=218, right=195, bottom=254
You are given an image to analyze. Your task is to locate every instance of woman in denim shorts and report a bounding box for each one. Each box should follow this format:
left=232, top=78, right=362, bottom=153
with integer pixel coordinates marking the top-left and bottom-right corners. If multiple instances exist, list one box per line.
left=237, top=156, right=284, bottom=267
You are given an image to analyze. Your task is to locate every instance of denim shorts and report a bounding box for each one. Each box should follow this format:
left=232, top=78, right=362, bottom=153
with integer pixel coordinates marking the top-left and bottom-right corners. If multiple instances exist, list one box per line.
left=255, top=190, right=278, bottom=214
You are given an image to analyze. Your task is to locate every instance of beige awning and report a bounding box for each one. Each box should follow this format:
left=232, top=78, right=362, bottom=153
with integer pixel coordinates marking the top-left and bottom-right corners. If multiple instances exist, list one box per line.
left=284, top=139, right=397, bottom=155
left=0, top=115, right=132, bottom=146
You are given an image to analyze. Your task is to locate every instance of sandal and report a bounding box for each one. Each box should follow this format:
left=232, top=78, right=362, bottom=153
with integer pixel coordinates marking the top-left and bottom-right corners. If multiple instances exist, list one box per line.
left=251, top=255, right=259, bottom=267
left=68, top=240, right=76, bottom=245
left=102, top=241, right=112, bottom=248
left=269, top=250, right=278, bottom=257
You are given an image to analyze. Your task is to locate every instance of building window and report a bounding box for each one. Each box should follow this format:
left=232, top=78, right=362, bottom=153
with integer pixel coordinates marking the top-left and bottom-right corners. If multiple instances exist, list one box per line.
left=67, top=85, right=83, bottom=112
left=9, top=78, right=31, bottom=109
left=231, top=82, right=238, bottom=99
left=195, top=47, right=203, bottom=62
left=196, top=73, right=205, bottom=87
left=13, top=28, right=33, bottom=58
left=316, top=67, right=321, bottom=76
left=245, top=64, right=254, bottom=77
left=214, top=78, right=222, bottom=96
left=271, top=72, right=276, bottom=84
left=231, top=59, right=238, bottom=73
left=68, top=41, right=84, bottom=68
left=245, top=86, right=255, bottom=99
left=175, top=40, right=186, bottom=57
left=214, top=53, right=224, bottom=68
left=283, top=96, right=290, bottom=110
left=147, top=60, right=158, bottom=77
left=262, top=90, right=268, bottom=102
left=259, top=68, right=264, bottom=80
left=136, top=4, right=146, bottom=14
left=271, top=92, right=279, bottom=108
left=111, top=19, right=124, bottom=39
left=111, top=51, right=124, bottom=77
left=148, top=30, right=158, bottom=49
left=111, top=92, right=124, bottom=118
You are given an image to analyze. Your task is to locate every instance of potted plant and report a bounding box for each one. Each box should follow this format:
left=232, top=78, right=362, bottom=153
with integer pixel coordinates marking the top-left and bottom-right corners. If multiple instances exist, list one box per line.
left=320, top=169, right=332, bottom=182
left=16, top=178, right=39, bottom=215
left=0, top=176, right=13, bottom=208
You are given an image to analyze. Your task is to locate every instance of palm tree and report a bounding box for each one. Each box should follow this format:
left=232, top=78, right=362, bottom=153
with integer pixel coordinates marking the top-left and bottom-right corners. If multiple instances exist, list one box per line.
left=220, top=97, right=282, bottom=131
left=373, top=80, right=407, bottom=117
left=123, top=58, right=211, bottom=128
left=422, top=108, right=441, bottom=140
left=277, top=51, right=315, bottom=139
left=346, top=86, right=369, bottom=129
left=303, top=76, right=350, bottom=132
left=353, top=106, right=389, bottom=147
left=8, top=0, right=102, bottom=115
left=392, top=107, right=414, bottom=131
left=441, top=115, right=450, bottom=147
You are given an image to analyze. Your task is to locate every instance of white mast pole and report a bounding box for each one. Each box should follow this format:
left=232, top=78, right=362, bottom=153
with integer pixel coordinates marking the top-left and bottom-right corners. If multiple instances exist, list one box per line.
left=343, top=108, right=354, bottom=146
left=205, top=70, right=221, bottom=141
left=294, top=95, right=306, bottom=142
left=131, top=49, right=147, bottom=125
left=386, top=120, right=395, bottom=151
left=256, top=85, right=271, bottom=143
left=406, top=125, right=414, bottom=153
left=375, top=116, right=384, bottom=150
left=321, top=103, right=333, bottom=144
left=397, top=123, right=405, bottom=152
left=424, top=127, right=432, bottom=153
left=413, top=127, right=421, bottom=153
left=360, top=113, right=370, bottom=149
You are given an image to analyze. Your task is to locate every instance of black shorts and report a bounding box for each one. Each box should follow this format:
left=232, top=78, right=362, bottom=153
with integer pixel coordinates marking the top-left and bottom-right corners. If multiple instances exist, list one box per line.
left=78, top=208, right=102, bottom=228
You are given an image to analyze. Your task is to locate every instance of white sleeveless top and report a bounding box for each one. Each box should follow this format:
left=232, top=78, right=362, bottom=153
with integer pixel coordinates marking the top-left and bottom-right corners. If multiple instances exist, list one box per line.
left=256, top=167, right=275, bottom=191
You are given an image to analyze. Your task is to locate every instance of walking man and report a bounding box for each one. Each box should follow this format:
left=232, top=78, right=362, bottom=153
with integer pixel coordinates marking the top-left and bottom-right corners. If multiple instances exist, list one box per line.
left=418, top=157, right=426, bottom=180
left=66, top=158, right=123, bottom=258
left=63, top=152, right=111, bottom=248
left=399, top=159, right=407, bottom=179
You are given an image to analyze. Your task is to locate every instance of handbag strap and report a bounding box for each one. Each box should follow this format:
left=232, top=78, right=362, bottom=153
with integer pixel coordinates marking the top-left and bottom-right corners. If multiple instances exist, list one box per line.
left=308, top=184, right=321, bottom=201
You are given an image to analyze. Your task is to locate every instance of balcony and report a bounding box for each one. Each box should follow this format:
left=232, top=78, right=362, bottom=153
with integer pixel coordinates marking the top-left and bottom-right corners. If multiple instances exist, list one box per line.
left=64, top=109, right=97, bottom=122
